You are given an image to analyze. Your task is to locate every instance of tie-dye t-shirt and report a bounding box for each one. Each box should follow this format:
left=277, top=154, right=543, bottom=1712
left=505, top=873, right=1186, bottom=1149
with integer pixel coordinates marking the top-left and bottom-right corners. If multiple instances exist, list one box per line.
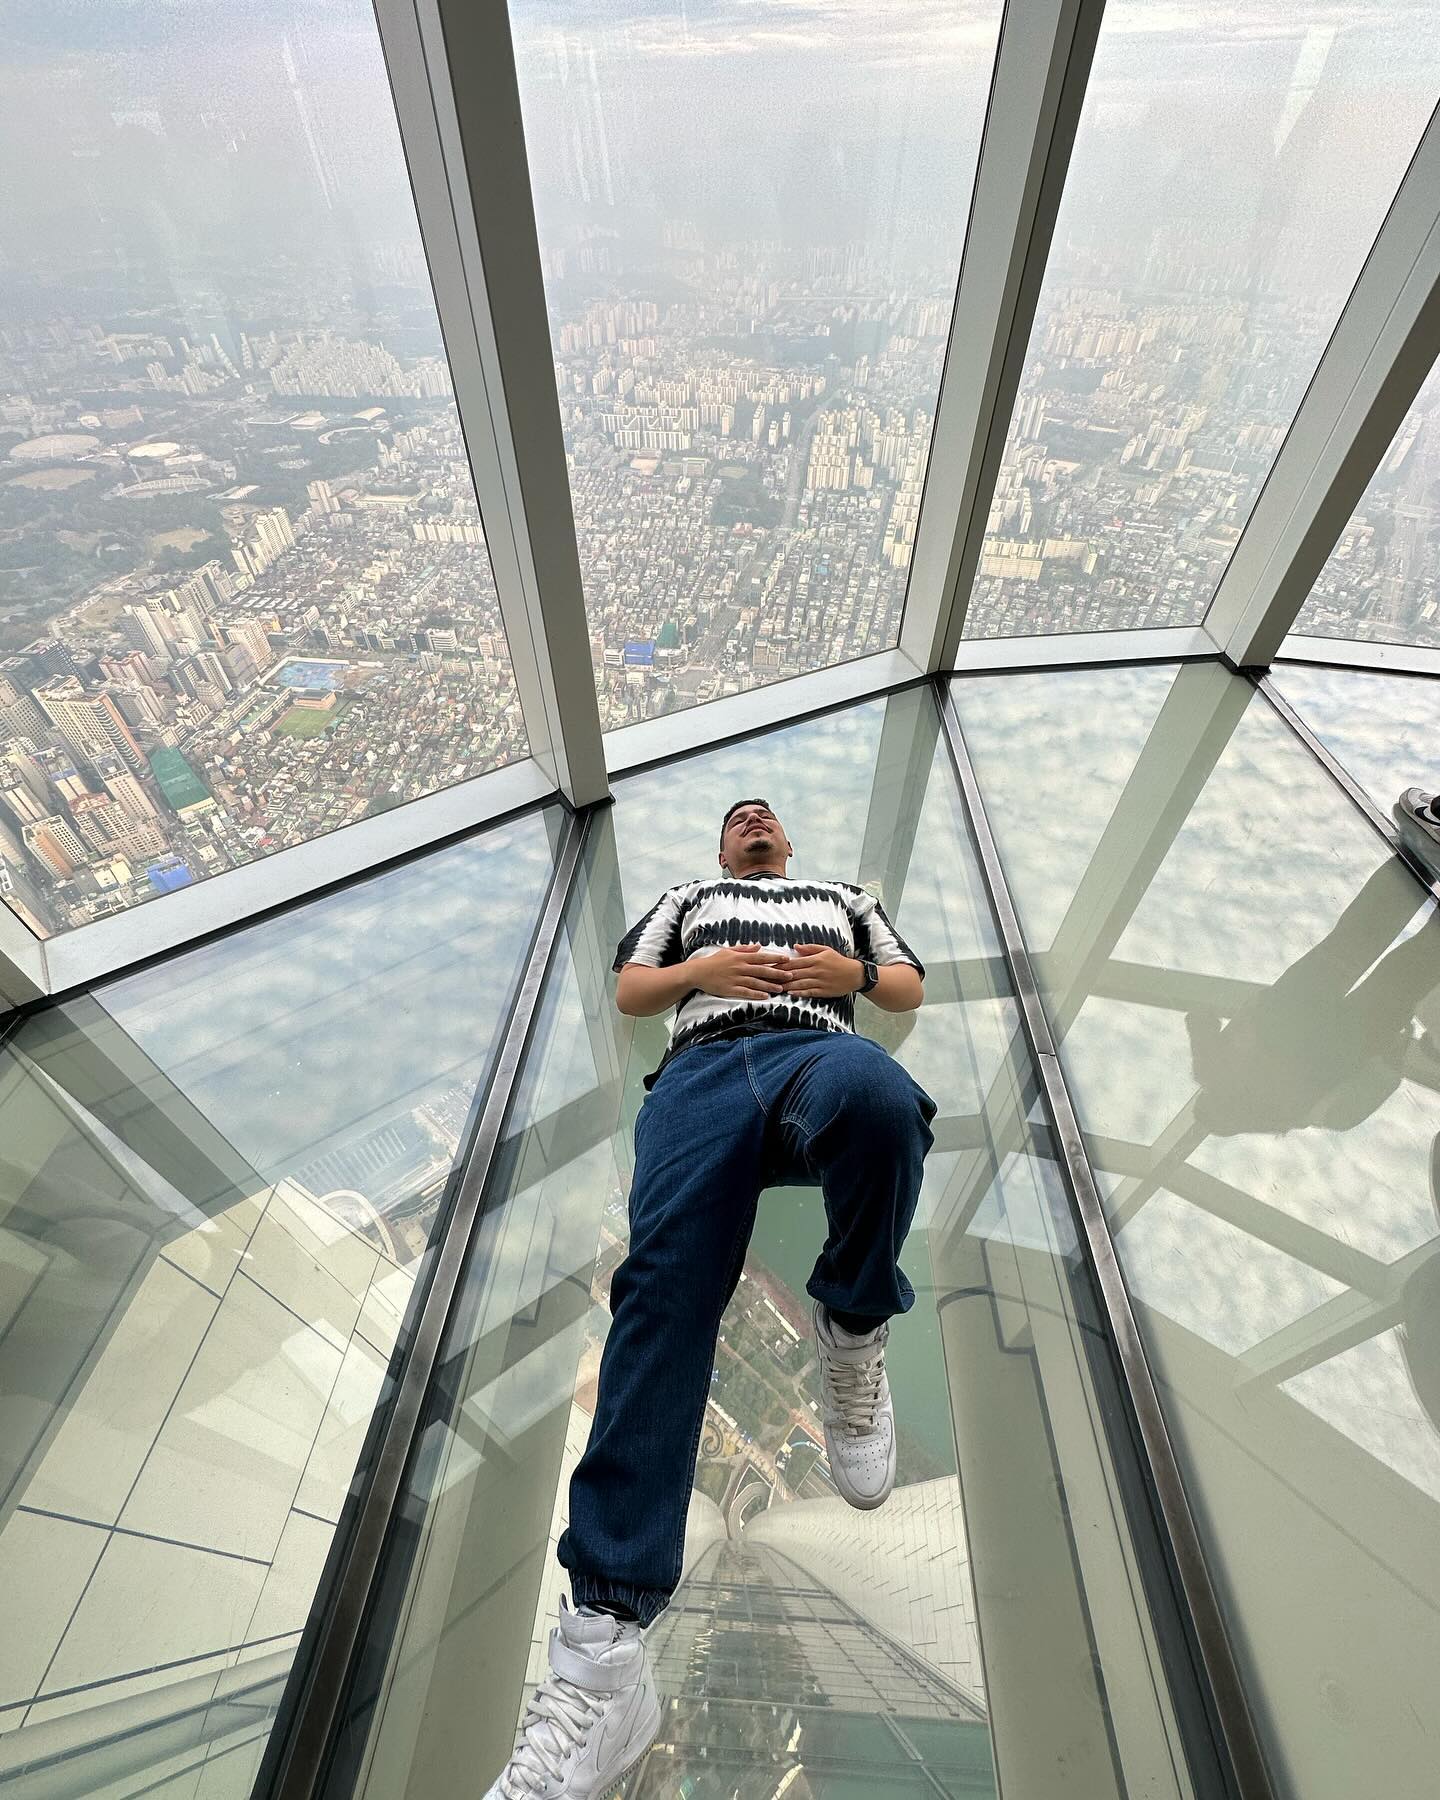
left=613, top=870, right=925, bottom=1090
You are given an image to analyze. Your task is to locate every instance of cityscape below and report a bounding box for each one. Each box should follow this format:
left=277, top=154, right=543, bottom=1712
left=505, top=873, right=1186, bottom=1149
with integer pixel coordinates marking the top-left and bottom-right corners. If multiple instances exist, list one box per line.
left=1, top=5, right=1435, bottom=936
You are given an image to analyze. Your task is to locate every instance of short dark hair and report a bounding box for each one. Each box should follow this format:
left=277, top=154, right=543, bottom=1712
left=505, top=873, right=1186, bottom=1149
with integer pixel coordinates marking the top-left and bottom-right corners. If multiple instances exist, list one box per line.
left=720, top=797, right=773, bottom=847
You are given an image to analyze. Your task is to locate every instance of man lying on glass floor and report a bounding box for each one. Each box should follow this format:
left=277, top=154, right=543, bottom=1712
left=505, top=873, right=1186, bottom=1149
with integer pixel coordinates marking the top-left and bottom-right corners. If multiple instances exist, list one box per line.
left=483, top=795, right=937, bottom=1800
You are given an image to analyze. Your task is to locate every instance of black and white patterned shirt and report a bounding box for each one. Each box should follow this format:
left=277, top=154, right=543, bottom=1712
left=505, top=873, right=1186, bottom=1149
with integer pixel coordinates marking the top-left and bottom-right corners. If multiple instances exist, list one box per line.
left=613, top=870, right=925, bottom=1090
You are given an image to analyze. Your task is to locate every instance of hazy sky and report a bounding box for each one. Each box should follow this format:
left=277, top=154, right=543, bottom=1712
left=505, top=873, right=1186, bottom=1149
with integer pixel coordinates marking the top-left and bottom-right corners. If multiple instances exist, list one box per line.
left=0, top=1, right=1436, bottom=303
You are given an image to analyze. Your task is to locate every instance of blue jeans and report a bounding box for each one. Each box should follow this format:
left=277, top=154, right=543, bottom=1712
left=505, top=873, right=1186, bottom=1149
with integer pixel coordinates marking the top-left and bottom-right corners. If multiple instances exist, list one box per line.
left=556, top=1027, right=938, bottom=1627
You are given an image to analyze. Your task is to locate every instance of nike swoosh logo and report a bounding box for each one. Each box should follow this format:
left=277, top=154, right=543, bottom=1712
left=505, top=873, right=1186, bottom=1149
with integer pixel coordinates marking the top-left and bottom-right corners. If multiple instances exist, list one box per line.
left=595, top=1692, right=641, bottom=1773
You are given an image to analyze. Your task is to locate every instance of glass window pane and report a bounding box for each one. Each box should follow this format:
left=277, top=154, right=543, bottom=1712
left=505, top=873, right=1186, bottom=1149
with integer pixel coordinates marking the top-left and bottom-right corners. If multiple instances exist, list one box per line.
left=1287, top=356, right=1440, bottom=649
left=0, top=806, right=559, bottom=1787
left=957, top=662, right=1440, bottom=1800
left=963, top=6, right=1440, bottom=641
left=1269, top=663, right=1440, bottom=820
left=0, top=2, right=524, bottom=942
left=509, top=1, right=1005, bottom=723
left=318, top=693, right=1206, bottom=1800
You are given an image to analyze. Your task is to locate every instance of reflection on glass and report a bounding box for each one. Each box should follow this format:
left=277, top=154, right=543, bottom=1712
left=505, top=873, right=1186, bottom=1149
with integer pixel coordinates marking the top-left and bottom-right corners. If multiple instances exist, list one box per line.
left=0, top=807, right=558, bottom=1789
left=1269, top=665, right=1440, bottom=826
left=958, top=661, right=1440, bottom=1800
left=0, top=0, right=524, bottom=941
left=963, top=7, right=1439, bottom=640
left=1289, top=357, right=1440, bottom=649
left=326, top=689, right=1199, bottom=1799
left=510, top=1, right=1004, bottom=726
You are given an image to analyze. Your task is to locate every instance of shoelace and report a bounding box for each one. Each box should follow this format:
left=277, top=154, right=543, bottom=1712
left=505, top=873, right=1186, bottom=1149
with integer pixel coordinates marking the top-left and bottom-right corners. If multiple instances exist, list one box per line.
left=824, top=1344, right=886, bottom=1435
left=500, top=1671, right=608, bottom=1797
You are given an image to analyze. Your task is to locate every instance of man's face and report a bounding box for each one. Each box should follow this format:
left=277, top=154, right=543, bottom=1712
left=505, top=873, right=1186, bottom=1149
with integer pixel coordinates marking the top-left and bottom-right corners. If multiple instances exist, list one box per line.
left=721, top=802, right=789, bottom=872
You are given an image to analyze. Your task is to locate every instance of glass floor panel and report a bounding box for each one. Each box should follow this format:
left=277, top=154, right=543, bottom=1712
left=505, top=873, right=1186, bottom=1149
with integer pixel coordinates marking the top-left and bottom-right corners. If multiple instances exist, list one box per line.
left=0, top=809, right=562, bottom=1794
left=956, top=661, right=1440, bottom=1800
left=320, top=688, right=1200, bottom=1800
left=1268, top=661, right=1440, bottom=824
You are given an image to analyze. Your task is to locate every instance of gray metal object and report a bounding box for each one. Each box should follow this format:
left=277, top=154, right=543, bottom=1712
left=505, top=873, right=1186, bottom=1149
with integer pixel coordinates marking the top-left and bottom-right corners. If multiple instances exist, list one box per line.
left=937, top=685, right=1277, bottom=1800
left=261, top=805, right=590, bottom=1800
left=858, top=686, right=943, bottom=916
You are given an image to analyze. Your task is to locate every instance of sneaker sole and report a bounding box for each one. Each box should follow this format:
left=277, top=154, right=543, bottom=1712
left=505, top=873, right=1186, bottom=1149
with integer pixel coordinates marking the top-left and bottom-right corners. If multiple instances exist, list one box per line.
left=1396, top=811, right=1440, bottom=883
left=822, top=1424, right=897, bottom=1510
left=834, top=1482, right=895, bottom=1511
left=596, top=1694, right=663, bottom=1799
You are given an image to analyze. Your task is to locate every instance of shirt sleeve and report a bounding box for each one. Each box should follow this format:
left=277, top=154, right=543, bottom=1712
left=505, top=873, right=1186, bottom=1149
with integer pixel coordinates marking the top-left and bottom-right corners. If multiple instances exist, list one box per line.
left=848, top=887, right=925, bottom=979
left=613, top=886, right=687, bottom=973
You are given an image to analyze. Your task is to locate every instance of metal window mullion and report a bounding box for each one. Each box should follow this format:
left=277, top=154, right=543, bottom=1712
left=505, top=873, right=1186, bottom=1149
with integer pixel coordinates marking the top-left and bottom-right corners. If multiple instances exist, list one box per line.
left=0, top=629, right=1235, bottom=1015
left=599, top=633, right=1215, bottom=780
left=1, top=756, right=555, bottom=1011
left=1278, top=636, right=1440, bottom=680
left=603, top=648, right=930, bottom=780
left=898, top=0, right=1107, bottom=674
left=947, top=624, right=1215, bottom=674
left=1204, top=102, right=1440, bottom=669
left=937, top=686, right=1276, bottom=1800
left=374, top=0, right=607, bottom=809
left=261, top=803, right=591, bottom=1800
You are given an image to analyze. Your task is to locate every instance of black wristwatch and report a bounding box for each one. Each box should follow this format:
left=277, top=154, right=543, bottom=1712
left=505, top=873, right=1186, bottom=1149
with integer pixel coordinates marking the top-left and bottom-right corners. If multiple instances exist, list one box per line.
left=857, top=957, right=879, bottom=995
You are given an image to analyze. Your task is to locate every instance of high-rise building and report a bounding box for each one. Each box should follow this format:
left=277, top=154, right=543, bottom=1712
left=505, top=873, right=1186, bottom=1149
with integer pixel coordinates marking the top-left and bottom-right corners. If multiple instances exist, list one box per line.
left=34, top=677, right=147, bottom=776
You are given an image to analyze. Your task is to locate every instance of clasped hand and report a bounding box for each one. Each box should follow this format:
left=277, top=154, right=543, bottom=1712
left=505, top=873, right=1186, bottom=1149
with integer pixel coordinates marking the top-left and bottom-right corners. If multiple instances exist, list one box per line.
left=727, top=943, right=860, bottom=1000
left=779, top=942, right=863, bottom=998
left=696, top=941, right=861, bottom=1001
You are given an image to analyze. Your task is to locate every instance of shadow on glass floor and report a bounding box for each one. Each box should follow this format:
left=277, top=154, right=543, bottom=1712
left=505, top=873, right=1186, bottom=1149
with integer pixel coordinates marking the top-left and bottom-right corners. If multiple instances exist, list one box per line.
left=321, top=688, right=1200, bottom=1800
left=957, top=658, right=1440, bottom=1800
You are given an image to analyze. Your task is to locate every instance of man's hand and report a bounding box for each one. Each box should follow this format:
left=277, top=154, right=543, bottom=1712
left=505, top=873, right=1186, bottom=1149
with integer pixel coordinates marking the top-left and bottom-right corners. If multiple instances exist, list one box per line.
left=774, top=943, right=863, bottom=999
left=689, top=943, right=794, bottom=1001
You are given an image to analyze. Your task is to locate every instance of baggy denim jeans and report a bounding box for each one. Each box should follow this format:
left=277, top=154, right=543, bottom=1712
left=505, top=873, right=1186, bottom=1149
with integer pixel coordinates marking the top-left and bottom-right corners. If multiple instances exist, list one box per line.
left=556, top=1026, right=939, bottom=1628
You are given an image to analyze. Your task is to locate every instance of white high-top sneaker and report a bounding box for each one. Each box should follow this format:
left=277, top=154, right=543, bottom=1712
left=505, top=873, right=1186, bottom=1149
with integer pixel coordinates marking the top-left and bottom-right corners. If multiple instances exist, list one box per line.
left=812, top=1299, right=897, bottom=1510
left=1396, top=788, right=1440, bottom=882
left=483, top=1594, right=661, bottom=1798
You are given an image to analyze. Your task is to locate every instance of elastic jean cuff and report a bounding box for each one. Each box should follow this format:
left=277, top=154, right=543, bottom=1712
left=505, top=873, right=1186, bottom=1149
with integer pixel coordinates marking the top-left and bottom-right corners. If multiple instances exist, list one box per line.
left=569, top=1574, right=669, bottom=1630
